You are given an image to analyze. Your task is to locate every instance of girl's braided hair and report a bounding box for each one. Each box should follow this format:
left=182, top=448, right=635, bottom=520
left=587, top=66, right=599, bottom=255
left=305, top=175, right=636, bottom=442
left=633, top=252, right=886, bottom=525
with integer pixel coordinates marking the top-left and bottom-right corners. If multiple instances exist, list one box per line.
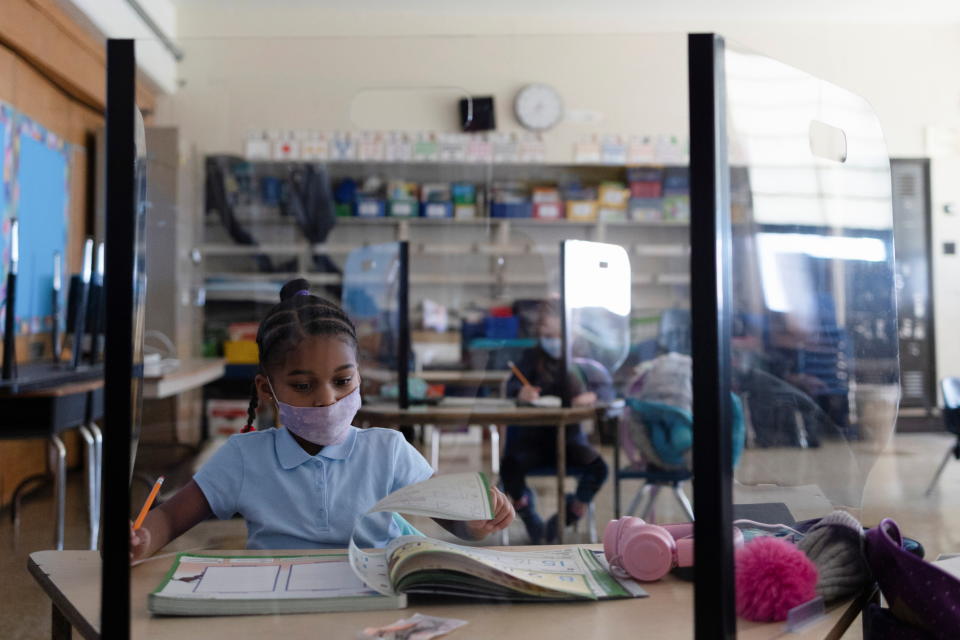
left=242, top=279, right=357, bottom=432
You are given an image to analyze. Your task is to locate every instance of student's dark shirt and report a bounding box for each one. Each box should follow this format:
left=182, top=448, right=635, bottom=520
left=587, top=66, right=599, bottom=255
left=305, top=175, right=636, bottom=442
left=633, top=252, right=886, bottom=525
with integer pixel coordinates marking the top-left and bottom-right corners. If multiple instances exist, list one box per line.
left=505, top=346, right=589, bottom=443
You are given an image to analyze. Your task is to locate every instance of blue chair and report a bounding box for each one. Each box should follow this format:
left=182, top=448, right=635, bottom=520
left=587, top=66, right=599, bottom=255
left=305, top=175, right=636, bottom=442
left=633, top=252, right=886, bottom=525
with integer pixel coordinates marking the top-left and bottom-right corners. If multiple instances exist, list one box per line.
left=499, top=425, right=598, bottom=545
left=618, top=395, right=744, bottom=522
left=925, top=378, right=960, bottom=496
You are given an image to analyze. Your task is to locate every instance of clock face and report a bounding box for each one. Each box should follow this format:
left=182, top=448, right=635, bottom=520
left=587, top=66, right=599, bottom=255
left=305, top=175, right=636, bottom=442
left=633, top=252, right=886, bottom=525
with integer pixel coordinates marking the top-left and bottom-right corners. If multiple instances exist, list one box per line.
left=514, top=84, right=563, bottom=131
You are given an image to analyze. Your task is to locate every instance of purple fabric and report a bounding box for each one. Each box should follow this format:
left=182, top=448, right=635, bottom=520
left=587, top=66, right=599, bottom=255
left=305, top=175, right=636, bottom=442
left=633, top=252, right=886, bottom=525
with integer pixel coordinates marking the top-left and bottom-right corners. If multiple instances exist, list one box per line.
left=295, top=289, right=310, bottom=297
left=864, top=518, right=960, bottom=639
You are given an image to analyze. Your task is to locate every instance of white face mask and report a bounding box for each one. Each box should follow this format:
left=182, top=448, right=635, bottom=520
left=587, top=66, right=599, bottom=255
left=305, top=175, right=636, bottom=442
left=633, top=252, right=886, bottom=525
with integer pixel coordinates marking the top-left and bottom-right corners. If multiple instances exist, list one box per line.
left=540, top=337, right=562, bottom=360
left=266, top=380, right=360, bottom=446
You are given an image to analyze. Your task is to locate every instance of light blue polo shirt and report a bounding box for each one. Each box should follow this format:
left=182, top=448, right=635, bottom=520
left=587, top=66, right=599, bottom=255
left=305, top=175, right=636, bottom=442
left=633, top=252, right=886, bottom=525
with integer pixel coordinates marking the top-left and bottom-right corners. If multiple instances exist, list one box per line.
left=194, top=426, right=434, bottom=550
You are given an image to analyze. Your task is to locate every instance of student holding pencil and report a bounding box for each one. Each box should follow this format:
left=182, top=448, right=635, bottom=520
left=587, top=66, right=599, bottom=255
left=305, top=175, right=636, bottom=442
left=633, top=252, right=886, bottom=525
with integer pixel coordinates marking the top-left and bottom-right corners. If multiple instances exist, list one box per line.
left=130, top=279, right=513, bottom=562
left=500, top=299, right=609, bottom=544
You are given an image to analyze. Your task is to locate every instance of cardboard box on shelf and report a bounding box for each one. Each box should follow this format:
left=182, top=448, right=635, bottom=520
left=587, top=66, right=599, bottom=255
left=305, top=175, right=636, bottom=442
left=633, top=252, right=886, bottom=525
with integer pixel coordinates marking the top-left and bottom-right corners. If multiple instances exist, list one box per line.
left=566, top=200, right=598, bottom=221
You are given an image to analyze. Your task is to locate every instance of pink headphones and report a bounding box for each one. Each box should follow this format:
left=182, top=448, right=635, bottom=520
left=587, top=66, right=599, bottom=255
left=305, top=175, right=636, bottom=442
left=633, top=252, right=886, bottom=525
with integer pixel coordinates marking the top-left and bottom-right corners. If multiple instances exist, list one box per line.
left=603, top=517, right=744, bottom=582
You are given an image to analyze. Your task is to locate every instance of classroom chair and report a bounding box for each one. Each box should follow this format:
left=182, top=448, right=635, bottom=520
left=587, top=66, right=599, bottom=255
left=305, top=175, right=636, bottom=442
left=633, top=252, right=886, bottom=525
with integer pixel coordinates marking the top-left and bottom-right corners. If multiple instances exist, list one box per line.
left=498, top=426, right=599, bottom=546
left=925, top=377, right=960, bottom=496
left=617, top=395, right=743, bottom=522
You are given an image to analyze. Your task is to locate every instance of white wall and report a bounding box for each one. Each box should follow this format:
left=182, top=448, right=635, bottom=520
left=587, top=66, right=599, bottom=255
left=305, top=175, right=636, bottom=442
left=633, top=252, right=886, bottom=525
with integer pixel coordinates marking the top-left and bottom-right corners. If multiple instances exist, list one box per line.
left=168, top=8, right=960, bottom=389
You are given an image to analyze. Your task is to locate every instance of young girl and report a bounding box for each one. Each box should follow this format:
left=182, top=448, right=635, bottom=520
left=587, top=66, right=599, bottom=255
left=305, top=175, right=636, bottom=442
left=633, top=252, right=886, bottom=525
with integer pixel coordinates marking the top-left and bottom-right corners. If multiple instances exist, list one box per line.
left=131, top=279, right=513, bottom=560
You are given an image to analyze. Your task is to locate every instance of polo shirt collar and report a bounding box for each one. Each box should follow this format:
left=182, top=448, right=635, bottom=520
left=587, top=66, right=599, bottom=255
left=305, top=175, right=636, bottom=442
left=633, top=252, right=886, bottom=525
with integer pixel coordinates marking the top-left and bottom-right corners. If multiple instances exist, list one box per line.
left=275, top=426, right=358, bottom=469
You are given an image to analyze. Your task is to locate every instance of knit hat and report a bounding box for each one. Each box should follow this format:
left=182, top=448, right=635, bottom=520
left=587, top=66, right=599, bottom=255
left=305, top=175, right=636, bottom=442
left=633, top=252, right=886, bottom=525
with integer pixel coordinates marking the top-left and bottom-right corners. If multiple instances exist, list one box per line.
left=797, top=510, right=872, bottom=601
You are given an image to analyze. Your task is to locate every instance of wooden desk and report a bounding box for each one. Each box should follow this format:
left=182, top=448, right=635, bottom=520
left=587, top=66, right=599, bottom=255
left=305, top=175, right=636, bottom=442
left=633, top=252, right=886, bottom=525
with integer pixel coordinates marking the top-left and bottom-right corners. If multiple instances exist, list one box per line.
left=28, top=548, right=867, bottom=640
left=142, top=358, right=226, bottom=400
left=356, top=404, right=596, bottom=539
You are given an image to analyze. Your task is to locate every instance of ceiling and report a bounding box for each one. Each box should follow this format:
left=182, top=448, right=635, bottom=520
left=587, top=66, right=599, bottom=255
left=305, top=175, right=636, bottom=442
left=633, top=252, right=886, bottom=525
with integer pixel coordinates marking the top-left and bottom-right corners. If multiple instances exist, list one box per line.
left=170, top=0, right=960, bottom=23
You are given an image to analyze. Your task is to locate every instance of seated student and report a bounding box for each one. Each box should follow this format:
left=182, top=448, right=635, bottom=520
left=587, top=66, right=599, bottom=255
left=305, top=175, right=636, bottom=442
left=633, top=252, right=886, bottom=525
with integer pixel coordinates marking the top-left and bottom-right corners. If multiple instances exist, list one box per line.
left=500, top=300, right=609, bottom=544
left=131, top=279, right=513, bottom=561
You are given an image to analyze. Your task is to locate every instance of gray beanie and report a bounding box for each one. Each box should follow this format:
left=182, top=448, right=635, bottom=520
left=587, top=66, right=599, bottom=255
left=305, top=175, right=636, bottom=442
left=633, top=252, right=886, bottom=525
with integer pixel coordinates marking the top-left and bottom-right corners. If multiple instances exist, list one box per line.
left=798, top=510, right=872, bottom=602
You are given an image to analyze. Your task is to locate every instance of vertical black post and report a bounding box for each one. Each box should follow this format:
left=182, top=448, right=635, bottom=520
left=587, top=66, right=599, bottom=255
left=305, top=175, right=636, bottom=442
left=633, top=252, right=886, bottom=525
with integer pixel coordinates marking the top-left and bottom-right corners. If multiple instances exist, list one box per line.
left=103, top=38, right=135, bottom=640
left=559, top=241, right=571, bottom=409
left=688, top=33, right=735, bottom=639
left=398, top=241, right=410, bottom=409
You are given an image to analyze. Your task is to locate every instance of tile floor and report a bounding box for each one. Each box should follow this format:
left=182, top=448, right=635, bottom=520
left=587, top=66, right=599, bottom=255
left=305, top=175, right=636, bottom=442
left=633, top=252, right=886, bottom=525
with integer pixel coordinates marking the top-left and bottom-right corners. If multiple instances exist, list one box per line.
left=2, top=431, right=959, bottom=639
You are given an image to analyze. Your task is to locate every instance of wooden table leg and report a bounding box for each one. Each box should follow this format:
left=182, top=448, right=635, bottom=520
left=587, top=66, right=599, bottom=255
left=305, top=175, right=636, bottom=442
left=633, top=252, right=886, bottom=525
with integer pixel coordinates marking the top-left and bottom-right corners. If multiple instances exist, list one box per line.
left=556, top=418, right=566, bottom=543
left=51, top=603, right=72, bottom=640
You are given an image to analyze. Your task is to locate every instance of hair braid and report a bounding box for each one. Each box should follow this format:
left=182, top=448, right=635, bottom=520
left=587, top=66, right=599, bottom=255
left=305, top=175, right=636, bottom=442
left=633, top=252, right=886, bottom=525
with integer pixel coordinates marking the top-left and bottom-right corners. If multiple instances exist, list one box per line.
left=242, top=382, right=259, bottom=433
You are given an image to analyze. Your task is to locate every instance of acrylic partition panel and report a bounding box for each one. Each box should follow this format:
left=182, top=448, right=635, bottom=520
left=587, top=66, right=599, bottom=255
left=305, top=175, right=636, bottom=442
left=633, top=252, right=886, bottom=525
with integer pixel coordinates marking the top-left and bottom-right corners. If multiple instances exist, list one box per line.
left=341, top=241, right=408, bottom=405
left=117, top=33, right=696, bottom=638
left=723, top=43, right=900, bottom=517
left=561, top=240, right=632, bottom=406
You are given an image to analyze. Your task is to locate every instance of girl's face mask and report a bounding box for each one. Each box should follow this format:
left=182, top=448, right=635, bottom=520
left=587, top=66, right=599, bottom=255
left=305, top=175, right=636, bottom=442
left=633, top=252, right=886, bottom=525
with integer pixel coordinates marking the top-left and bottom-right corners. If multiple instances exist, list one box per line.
left=540, top=337, right=562, bottom=360
left=266, top=380, right=360, bottom=446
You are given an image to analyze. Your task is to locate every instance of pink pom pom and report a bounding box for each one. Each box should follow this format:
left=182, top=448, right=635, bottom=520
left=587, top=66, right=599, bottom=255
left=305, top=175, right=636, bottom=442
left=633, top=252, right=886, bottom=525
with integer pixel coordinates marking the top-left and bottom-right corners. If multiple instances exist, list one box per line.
left=735, top=537, right=818, bottom=622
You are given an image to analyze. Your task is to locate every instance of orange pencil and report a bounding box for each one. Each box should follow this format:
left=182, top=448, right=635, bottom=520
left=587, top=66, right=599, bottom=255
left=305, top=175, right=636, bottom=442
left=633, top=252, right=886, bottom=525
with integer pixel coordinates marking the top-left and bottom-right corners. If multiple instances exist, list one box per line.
left=133, top=476, right=164, bottom=530
left=507, top=361, right=533, bottom=389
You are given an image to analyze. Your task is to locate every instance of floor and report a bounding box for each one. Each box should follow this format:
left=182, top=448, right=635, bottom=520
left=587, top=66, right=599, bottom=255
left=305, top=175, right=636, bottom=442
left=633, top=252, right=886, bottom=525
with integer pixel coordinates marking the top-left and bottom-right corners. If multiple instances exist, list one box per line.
left=2, top=431, right=959, bottom=639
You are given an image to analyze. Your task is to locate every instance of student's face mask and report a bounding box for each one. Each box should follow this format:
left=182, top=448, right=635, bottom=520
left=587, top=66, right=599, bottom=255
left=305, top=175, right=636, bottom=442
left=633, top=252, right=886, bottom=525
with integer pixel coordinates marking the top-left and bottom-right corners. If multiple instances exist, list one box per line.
left=266, top=380, right=360, bottom=446
left=540, top=337, right=562, bottom=360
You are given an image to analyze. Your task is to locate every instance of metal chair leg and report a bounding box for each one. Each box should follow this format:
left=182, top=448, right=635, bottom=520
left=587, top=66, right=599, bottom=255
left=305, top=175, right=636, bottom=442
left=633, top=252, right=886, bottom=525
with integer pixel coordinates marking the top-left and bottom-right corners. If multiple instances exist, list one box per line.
left=925, top=446, right=956, bottom=496
left=588, top=501, right=597, bottom=543
left=487, top=425, right=500, bottom=475
left=626, top=483, right=650, bottom=517
left=640, top=485, right=662, bottom=522
left=78, top=426, right=98, bottom=550
left=49, top=435, right=67, bottom=550
left=673, top=483, right=695, bottom=521
left=89, top=422, right=103, bottom=548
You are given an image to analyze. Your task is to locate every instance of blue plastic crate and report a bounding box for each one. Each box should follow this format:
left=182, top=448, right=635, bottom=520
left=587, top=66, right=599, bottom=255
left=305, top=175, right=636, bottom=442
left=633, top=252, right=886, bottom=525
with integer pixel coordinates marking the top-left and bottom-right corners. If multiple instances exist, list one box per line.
left=354, top=198, right=386, bottom=217
left=491, top=202, right=532, bottom=219
left=421, top=202, right=454, bottom=218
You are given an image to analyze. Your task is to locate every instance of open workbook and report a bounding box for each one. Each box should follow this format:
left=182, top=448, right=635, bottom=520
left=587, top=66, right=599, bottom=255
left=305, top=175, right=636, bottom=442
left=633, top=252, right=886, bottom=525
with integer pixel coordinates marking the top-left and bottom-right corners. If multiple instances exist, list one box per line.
left=149, top=472, right=644, bottom=616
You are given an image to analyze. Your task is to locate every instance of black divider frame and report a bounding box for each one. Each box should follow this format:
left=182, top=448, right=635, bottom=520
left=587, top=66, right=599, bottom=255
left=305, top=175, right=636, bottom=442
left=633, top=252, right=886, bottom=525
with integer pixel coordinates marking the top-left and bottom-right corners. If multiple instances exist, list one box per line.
left=102, top=38, right=136, bottom=639
left=688, top=33, right=736, bottom=638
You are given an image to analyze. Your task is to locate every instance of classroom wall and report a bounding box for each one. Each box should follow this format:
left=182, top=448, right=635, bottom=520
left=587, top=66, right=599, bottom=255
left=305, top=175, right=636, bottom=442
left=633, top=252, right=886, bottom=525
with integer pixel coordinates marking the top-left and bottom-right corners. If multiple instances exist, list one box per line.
left=171, top=8, right=960, bottom=397
left=0, top=0, right=158, bottom=507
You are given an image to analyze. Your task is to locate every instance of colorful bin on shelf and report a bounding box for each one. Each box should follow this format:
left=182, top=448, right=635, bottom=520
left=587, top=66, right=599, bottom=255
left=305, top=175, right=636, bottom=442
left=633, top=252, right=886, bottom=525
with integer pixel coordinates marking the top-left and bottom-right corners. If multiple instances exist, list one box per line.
left=491, top=202, right=533, bottom=218
left=224, top=340, right=259, bottom=364
left=566, top=200, right=598, bottom=221
left=389, top=200, right=418, bottom=217
left=422, top=202, right=454, bottom=218
left=355, top=198, right=387, bottom=218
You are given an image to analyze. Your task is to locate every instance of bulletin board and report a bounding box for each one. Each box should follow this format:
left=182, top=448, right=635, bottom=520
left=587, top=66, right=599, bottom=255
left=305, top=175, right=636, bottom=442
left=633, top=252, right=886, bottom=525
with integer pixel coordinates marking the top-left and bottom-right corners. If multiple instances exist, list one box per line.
left=0, top=101, right=70, bottom=335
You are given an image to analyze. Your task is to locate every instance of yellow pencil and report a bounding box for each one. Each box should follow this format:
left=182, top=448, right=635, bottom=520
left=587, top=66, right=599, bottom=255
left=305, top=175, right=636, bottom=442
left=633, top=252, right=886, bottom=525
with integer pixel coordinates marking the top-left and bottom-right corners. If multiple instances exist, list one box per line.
left=133, top=476, right=164, bottom=530
left=507, top=361, right=533, bottom=389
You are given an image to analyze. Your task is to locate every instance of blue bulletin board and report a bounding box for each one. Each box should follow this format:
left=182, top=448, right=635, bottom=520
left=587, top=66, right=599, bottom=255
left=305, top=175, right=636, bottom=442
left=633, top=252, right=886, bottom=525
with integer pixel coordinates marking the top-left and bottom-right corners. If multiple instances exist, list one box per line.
left=0, top=102, right=70, bottom=335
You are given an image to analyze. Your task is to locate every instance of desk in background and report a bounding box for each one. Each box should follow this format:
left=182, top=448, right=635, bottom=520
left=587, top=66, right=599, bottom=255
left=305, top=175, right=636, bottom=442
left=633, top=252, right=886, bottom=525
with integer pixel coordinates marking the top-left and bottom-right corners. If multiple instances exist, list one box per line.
left=28, top=547, right=869, bottom=640
left=0, top=377, right=103, bottom=550
left=142, top=358, right=226, bottom=400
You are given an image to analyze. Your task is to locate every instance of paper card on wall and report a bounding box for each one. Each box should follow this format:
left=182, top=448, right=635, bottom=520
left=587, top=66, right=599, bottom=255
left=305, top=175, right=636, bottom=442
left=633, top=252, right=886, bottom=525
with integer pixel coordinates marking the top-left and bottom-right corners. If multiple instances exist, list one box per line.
left=627, top=136, right=656, bottom=164
left=358, top=132, right=385, bottom=162
left=438, top=134, right=467, bottom=162
left=245, top=134, right=272, bottom=160
left=574, top=137, right=601, bottom=164
left=368, top=472, right=494, bottom=521
left=272, top=137, right=301, bottom=161
left=600, top=136, right=627, bottom=165
left=518, top=135, right=546, bottom=163
left=656, top=134, right=687, bottom=163
left=491, top=133, right=518, bottom=163
left=466, top=136, right=493, bottom=163
left=301, top=134, right=329, bottom=161
left=412, top=134, right=439, bottom=162
left=330, top=133, right=356, bottom=161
